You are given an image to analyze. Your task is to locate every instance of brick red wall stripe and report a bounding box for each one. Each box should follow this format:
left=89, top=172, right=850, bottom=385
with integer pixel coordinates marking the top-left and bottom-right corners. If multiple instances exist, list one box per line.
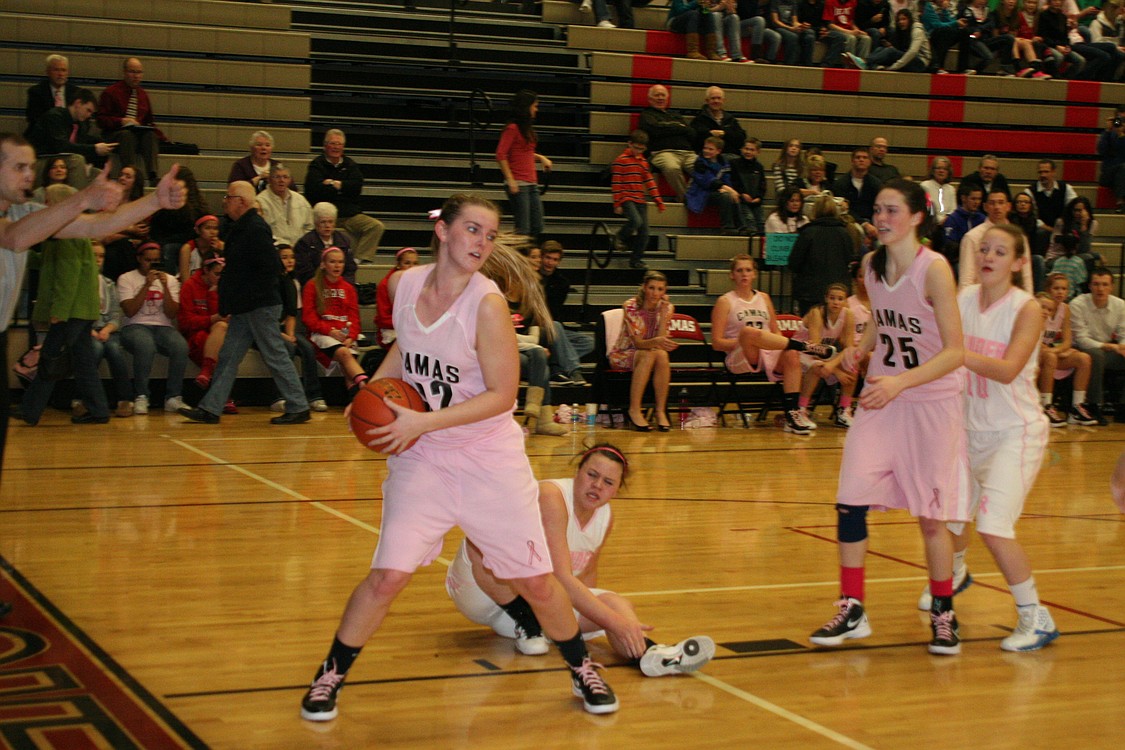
left=926, top=127, right=1096, bottom=155
left=645, top=30, right=684, bottom=56
left=630, top=54, right=673, bottom=81
left=930, top=75, right=967, bottom=98
left=1066, top=80, right=1101, bottom=104
left=822, top=68, right=861, bottom=92
left=1065, top=106, right=1101, bottom=130
left=928, top=100, right=965, bottom=124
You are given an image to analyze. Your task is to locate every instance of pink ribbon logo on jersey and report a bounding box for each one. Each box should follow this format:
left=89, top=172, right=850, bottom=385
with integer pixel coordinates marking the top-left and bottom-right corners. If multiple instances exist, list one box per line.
left=527, top=541, right=543, bottom=565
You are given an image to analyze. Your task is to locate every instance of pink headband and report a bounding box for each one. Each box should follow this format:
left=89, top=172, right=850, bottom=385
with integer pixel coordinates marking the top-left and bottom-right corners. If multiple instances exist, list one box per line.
left=321, top=245, right=344, bottom=260
left=580, top=445, right=629, bottom=471
left=195, top=214, right=218, bottom=229
left=396, top=246, right=416, bottom=259
left=203, top=256, right=225, bottom=268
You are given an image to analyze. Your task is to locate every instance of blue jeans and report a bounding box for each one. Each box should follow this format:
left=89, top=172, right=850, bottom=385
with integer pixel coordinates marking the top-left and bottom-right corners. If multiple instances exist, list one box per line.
left=867, top=46, right=926, bottom=72
left=591, top=0, right=633, bottom=27
left=713, top=13, right=744, bottom=60
left=739, top=16, right=781, bottom=59
left=549, top=323, right=594, bottom=378
left=508, top=183, right=544, bottom=239
left=776, top=26, right=815, bottom=65
left=90, top=330, right=132, bottom=402
left=287, top=334, right=324, bottom=400
left=200, top=305, right=308, bottom=416
left=617, top=201, right=650, bottom=264
left=520, top=346, right=551, bottom=403
left=120, top=323, right=188, bottom=399
left=21, top=318, right=108, bottom=422
left=739, top=201, right=764, bottom=233
left=667, top=10, right=705, bottom=34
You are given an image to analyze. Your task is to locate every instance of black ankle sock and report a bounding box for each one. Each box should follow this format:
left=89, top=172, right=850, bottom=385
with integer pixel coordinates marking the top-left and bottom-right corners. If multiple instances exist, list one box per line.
left=785, top=339, right=806, bottom=352
left=644, top=637, right=657, bottom=650
left=323, top=636, right=363, bottom=676
left=555, top=629, right=588, bottom=668
left=931, top=595, right=953, bottom=614
left=499, top=595, right=542, bottom=637
left=782, top=392, right=799, bottom=411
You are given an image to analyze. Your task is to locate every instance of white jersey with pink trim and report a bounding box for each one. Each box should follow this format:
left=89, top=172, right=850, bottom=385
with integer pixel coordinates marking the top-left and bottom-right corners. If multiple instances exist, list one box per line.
left=393, top=264, right=517, bottom=448
left=721, top=290, right=771, bottom=371
left=818, top=308, right=847, bottom=348
left=866, top=248, right=960, bottom=401
left=545, top=478, right=612, bottom=579
left=959, top=285, right=1046, bottom=432
left=1042, top=302, right=1065, bottom=347
left=847, top=295, right=871, bottom=346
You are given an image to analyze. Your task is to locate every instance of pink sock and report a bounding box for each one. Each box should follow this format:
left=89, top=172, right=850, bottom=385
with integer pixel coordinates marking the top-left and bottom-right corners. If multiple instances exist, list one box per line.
left=798, top=396, right=811, bottom=408
left=839, top=395, right=853, bottom=408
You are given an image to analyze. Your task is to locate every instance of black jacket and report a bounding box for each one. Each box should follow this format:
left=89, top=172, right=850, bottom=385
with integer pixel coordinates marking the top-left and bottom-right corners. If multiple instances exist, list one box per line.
left=304, top=154, right=367, bottom=219
left=832, top=172, right=882, bottom=223
left=26, top=106, right=101, bottom=161
left=730, top=156, right=767, bottom=201
left=787, top=217, right=855, bottom=303
left=218, top=209, right=283, bottom=316
left=689, top=108, right=746, bottom=154
left=637, top=107, right=694, bottom=153
left=24, top=79, right=80, bottom=128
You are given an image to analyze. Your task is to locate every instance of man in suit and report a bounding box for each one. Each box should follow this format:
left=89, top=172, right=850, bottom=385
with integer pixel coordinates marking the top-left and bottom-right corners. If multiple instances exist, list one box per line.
left=26, top=89, right=116, bottom=168
left=24, top=54, right=78, bottom=130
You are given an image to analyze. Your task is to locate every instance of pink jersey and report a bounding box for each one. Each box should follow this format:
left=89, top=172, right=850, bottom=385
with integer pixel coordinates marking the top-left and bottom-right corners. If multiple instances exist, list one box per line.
left=866, top=248, right=960, bottom=401
left=1042, top=302, right=1065, bottom=347
left=816, top=307, right=847, bottom=348
left=721, top=289, right=772, bottom=371
left=847, top=295, right=871, bottom=346
left=960, top=285, right=1046, bottom=432
left=393, top=264, right=518, bottom=449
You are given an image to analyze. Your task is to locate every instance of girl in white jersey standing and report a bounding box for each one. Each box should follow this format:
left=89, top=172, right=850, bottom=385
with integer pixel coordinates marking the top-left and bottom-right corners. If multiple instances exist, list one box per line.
left=299, top=194, right=619, bottom=721
left=810, top=179, right=971, bottom=655
left=446, top=443, right=716, bottom=676
left=949, top=224, right=1059, bottom=651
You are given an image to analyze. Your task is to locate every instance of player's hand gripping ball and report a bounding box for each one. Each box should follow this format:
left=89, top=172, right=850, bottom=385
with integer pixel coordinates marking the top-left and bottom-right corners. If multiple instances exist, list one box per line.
left=349, top=377, right=428, bottom=453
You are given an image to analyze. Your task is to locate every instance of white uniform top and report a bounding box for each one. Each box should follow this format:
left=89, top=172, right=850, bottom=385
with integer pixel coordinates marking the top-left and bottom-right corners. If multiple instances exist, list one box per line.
left=721, top=290, right=771, bottom=371
left=545, top=477, right=612, bottom=579
left=393, top=264, right=517, bottom=449
left=1042, top=302, right=1065, bottom=347
left=959, top=284, right=1045, bottom=432
left=818, top=308, right=847, bottom=348
left=847, top=295, right=871, bottom=346
left=0, top=202, right=41, bottom=333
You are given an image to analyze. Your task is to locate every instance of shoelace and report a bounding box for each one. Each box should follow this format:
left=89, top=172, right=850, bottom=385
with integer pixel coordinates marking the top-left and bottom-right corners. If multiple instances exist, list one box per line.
left=823, top=599, right=851, bottom=629
left=514, top=624, right=542, bottom=640
left=307, top=667, right=345, bottom=702
left=572, top=659, right=610, bottom=695
left=932, top=610, right=956, bottom=641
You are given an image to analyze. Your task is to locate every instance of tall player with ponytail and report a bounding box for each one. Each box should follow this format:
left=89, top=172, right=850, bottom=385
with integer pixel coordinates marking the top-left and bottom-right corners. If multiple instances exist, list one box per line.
left=299, top=194, right=620, bottom=721
left=810, top=179, right=972, bottom=655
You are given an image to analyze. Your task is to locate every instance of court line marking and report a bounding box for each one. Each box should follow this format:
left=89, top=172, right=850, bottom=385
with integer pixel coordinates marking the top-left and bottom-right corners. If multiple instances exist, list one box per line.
left=161, top=435, right=452, bottom=567
left=689, top=672, right=875, bottom=750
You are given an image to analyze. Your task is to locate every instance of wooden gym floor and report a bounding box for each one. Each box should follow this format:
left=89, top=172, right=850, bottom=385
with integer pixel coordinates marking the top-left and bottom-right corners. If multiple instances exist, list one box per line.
left=0, top=409, right=1122, bottom=749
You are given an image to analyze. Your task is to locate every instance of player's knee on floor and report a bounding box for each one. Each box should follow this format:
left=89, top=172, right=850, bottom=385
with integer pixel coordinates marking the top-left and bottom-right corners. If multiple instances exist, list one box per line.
left=837, top=504, right=869, bottom=543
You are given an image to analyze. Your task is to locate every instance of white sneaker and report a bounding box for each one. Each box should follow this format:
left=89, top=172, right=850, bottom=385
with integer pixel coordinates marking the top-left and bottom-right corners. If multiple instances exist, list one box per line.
left=832, top=406, right=853, bottom=428
left=639, top=636, right=716, bottom=677
left=134, top=395, right=150, bottom=415
left=270, top=398, right=286, bottom=413
left=579, top=0, right=592, bottom=13
left=164, top=396, right=186, bottom=412
left=513, top=624, right=550, bottom=655
left=798, top=408, right=818, bottom=430
left=1000, top=605, right=1060, bottom=652
left=310, top=399, right=328, bottom=412
left=596, top=19, right=616, bottom=27
left=917, top=568, right=973, bottom=611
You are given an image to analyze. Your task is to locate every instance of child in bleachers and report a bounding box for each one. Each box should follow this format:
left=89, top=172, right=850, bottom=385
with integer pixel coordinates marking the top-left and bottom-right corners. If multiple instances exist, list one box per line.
left=730, top=137, right=767, bottom=235
left=1037, top=278, right=1098, bottom=425
left=797, top=282, right=856, bottom=427
left=177, top=253, right=236, bottom=415
left=771, top=137, right=806, bottom=195
left=611, top=130, right=665, bottom=270
left=996, top=0, right=1052, bottom=77
left=686, top=137, right=742, bottom=235
left=274, top=244, right=327, bottom=413
left=302, top=247, right=368, bottom=398
left=1045, top=197, right=1101, bottom=282
left=375, top=247, right=419, bottom=348
left=178, top=214, right=223, bottom=281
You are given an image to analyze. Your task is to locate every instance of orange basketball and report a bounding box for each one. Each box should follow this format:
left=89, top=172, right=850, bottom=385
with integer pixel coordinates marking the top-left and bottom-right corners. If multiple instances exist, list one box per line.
left=349, top=377, right=428, bottom=453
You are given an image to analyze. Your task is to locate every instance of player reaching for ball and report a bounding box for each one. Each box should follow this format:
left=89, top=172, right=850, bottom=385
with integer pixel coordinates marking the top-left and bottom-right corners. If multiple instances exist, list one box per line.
left=446, top=443, right=716, bottom=677
left=809, top=179, right=972, bottom=655
left=300, top=194, right=621, bottom=721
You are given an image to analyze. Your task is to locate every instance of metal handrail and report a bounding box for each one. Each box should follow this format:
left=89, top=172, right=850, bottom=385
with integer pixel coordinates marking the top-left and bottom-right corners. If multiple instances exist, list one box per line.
left=581, top=221, right=616, bottom=321
left=467, top=88, right=493, bottom=187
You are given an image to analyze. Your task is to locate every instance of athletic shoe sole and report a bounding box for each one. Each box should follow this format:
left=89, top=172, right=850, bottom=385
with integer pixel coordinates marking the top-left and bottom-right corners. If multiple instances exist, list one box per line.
left=639, top=636, right=716, bottom=677
left=571, top=684, right=619, bottom=714
left=809, top=617, right=872, bottom=646
left=300, top=706, right=338, bottom=722
left=1000, top=628, right=1060, bottom=652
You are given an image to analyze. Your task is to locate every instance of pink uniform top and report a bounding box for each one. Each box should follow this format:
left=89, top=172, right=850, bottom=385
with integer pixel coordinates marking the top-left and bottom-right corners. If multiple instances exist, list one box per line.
left=1042, top=302, right=1065, bottom=347
left=721, top=290, right=772, bottom=371
left=495, top=123, right=538, bottom=184
left=959, top=285, right=1046, bottom=431
left=818, top=308, right=847, bottom=348
left=865, top=248, right=960, bottom=401
left=847, top=295, right=871, bottom=346
left=393, top=264, right=518, bottom=449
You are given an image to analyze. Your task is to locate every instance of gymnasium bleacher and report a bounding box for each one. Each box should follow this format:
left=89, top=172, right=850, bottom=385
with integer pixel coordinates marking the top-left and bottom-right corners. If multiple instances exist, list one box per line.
left=3, top=0, right=1124, bottom=413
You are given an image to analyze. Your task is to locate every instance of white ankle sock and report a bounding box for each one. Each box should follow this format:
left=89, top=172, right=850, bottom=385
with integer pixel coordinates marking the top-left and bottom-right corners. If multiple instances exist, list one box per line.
left=1009, top=576, right=1039, bottom=608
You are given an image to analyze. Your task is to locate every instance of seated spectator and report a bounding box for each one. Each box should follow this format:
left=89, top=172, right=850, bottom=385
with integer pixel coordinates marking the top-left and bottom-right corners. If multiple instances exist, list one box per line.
left=712, top=1, right=751, bottom=63
left=686, top=137, right=742, bottom=235
left=867, top=9, right=932, bottom=71
left=689, top=87, right=746, bottom=156
left=858, top=0, right=890, bottom=48
left=921, top=156, right=956, bottom=225
left=375, top=247, right=419, bottom=348
left=1063, top=0, right=1125, bottom=79
left=831, top=147, right=880, bottom=240
left=958, top=190, right=1034, bottom=292
left=866, top=136, right=901, bottom=182
left=178, top=214, right=224, bottom=282
left=1010, top=192, right=1047, bottom=289
left=1027, top=159, right=1078, bottom=233
left=788, top=194, right=855, bottom=314
left=638, top=85, right=697, bottom=202
left=577, top=0, right=634, bottom=29
left=228, top=130, right=279, bottom=193
left=960, top=154, right=1011, bottom=199
left=294, top=202, right=357, bottom=286
left=26, top=88, right=116, bottom=180
left=538, top=240, right=595, bottom=383
left=772, top=138, right=806, bottom=195
left=956, top=0, right=1012, bottom=75
left=90, top=240, right=134, bottom=418
left=116, top=242, right=189, bottom=415
left=667, top=0, right=721, bottom=60
left=765, top=187, right=811, bottom=233
left=610, top=129, right=665, bottom=270
left=101, top=166, right=149, bottom=281
left=738, top=0, right=782, bottom=62
left=730, top=137, right=767, bottom=234
left=258, top=162, right=314, bottom=248
left=940, top=182, right=986, bottom=272
left=24, top=54, right=77, bottom=130
left=771, top=0, right=817, bottom=65
left=1069, top=268, right=1125, bottom=420
left=921, top=0, right=961, bottom=73
left=177, top=254, right=235, bottom=417
left=304, top=129, right=385, bottom=263
left=118, top=165, right=144, bottom=201
left=1090, top=0, right=1124, bottom=43
left=823, top=0, right=872, bottom=68
left=148, top=166, right=209, bottom=273
left=503, top=271, right=568, bottom=437
left=31, top=157, right=70, bottom=203
left=301, top=247, right=368, bottom=396
left=1097, top=106, right=1125, bottom=213
left=1038, top=274, right=1097, bottom=425
left=797, top=282, right=856, bottom=428
left=18, top=184, right=110, bottom=426
left=1046, top=197, right=1102, bottom=294
left=797, top=154, right=833, bottom=203
left=1037, top=0, right=1094, bottom=78
left=96, top=57, right=165, bottom=181
left=610, top=271, right=678, bottom=431
left=276, top=244, right=327, bottom=412
left=997, top=0, right=1052, bottom=77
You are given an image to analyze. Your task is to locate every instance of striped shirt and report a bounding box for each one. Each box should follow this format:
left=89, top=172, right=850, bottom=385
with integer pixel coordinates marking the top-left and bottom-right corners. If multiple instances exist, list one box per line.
left=611, top=148, right=664, bottom=209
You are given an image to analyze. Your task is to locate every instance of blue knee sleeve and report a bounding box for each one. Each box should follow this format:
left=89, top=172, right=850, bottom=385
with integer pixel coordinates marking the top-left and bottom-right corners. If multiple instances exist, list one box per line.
left=836, top=504, right=869, bottom=543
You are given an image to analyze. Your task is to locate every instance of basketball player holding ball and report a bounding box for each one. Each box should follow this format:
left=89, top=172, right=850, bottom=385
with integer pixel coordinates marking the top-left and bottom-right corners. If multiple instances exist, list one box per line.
left=300, top=194, right=620, bottom=721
